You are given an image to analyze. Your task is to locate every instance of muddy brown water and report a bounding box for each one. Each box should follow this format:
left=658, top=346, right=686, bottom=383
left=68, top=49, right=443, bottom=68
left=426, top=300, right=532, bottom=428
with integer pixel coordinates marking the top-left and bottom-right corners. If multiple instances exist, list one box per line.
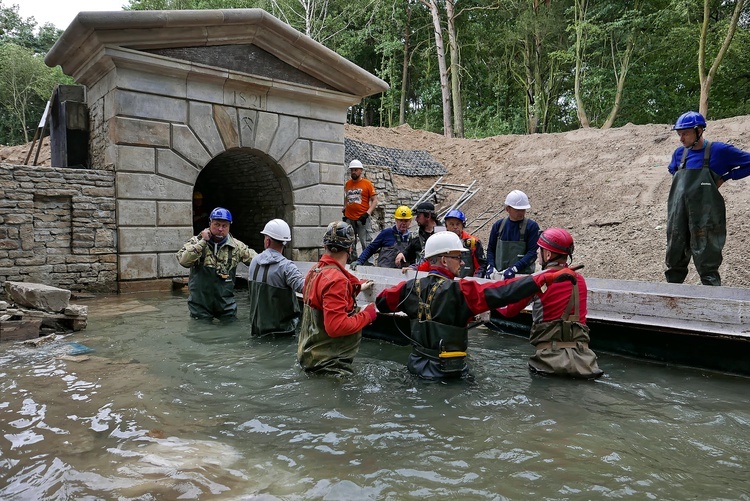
left=1, top=291, right=748, bottom=499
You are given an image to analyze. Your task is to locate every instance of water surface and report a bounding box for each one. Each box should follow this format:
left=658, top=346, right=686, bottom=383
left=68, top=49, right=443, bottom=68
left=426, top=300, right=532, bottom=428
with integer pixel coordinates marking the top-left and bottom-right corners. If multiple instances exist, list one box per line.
left=1, top=291, right=748, bottom=499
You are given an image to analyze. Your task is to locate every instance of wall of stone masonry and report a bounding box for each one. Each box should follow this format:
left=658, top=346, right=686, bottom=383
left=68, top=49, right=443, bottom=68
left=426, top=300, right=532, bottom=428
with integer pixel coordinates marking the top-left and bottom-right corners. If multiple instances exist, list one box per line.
left=0, top=164, right=117, bottom=293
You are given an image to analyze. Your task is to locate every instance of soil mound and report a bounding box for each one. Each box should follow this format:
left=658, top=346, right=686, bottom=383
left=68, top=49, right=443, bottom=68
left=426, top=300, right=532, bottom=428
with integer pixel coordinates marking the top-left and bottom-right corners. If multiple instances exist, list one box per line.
left=346, top=118, right=750, bottom=287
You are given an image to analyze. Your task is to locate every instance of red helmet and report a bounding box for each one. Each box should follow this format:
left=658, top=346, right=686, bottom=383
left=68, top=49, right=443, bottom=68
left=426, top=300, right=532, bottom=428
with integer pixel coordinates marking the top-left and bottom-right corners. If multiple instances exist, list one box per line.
left=538, top=227, right=574, bottom=256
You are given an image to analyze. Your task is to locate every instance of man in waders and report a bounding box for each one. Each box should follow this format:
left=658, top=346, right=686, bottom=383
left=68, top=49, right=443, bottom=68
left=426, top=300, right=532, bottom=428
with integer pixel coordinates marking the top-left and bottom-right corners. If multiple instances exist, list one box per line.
left=375, top=231, right=577, bottom=380
left=350, top=205, right=414, bottom=270
left=177, top=207, right=257, bottom=322
left=667, top=111, right=750, bottom=286
left=247, top=219, right=305, bottom=338
left=297, top=221, right=377, bottom=376
left=496, top=228, right=603, bottom=379
left=343, top=159, right=378, bottom=264
left=443, top=209, right=487, bottom=278
left=486, top=190, right=540, bottom=280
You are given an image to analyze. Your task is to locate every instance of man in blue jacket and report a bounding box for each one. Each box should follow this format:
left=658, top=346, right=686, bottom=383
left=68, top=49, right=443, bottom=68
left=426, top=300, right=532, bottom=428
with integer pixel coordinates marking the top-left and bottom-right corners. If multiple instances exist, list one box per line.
left=666, top=111, right=750, bottom=286
left=351, top=206, right=413, bottom=270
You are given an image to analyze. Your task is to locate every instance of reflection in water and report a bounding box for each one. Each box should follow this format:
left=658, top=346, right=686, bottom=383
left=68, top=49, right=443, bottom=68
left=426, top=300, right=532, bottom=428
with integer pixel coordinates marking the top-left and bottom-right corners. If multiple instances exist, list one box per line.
left=0, top=290, right=748, bottom=499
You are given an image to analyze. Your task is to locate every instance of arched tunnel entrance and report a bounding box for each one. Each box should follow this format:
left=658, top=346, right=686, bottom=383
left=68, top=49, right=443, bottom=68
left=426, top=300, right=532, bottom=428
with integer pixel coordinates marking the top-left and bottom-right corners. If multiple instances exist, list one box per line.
left=192, top=148, right=294, bottom=253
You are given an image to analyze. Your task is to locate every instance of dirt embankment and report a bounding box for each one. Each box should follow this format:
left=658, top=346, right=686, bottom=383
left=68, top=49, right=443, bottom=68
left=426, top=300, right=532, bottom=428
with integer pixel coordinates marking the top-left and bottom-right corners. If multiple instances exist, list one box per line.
left=346, top=117, right=750, bottom=288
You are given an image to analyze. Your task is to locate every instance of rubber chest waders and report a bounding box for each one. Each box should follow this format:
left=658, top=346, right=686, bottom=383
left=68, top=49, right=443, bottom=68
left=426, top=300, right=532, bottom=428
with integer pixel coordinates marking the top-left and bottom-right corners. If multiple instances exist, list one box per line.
left=248, top=263, right=300, bottom=338
left=410, top=276, right=468, bottom=374
left=665, top=141, right=726, bottom=286
left=297, top=265, right=362, bottom=376
left=495, top=217, right=535, bottom=275
left=188, top=245, right=236, bottom=320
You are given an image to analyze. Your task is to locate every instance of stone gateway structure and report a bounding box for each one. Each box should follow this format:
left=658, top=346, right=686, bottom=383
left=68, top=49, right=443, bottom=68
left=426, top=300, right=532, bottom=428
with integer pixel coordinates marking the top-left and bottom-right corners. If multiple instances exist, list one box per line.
left=40, top=9, right=387, bottom=292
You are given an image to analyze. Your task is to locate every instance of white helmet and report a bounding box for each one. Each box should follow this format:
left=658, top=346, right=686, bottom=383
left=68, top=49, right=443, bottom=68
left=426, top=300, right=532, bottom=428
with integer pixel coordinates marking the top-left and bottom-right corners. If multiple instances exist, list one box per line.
left=348, top=159, right=364, bottom=169
left=424, top=231, right=469, bottom=259
left=505, top=190, right=531, bottom=210
left=260, top=219, right=292, bottom=242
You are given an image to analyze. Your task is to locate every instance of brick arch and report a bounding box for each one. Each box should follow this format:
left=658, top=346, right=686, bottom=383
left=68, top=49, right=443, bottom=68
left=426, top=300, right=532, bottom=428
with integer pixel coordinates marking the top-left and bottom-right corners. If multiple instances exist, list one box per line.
left=195, top=147, right=293, bottom=251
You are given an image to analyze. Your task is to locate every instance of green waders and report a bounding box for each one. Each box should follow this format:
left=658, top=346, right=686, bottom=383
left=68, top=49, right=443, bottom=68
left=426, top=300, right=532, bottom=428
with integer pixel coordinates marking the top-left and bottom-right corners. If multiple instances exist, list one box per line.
left=665, top=142, right=726, bottom=286
left=296, top=265, right=362, bottom=376
left=528, top=280, right=603, bottom=379
left=248, top=264, right=300, bottom=338
left=494, top=218, right=535, bottom=275
left=187, top=246, right=237, bottom=322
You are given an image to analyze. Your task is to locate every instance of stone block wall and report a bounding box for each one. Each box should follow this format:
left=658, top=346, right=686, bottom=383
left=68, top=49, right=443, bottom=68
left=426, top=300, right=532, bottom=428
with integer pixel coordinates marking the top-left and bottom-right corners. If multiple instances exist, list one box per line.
left=0, top=164, right=117, bottom=292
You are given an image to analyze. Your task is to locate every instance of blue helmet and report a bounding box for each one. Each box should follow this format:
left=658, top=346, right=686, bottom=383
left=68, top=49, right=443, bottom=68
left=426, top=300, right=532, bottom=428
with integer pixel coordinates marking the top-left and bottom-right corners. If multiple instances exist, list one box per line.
left=444, top=209, right=466, bottom=224
left=209, top=207, right=233, bottom=223
left=673, top=111, right=706, bottom=130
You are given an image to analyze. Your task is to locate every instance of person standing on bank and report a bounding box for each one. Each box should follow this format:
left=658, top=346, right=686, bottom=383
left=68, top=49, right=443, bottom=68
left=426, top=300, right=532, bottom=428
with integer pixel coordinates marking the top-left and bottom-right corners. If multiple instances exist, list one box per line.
left=486, top=190, right=540, bottom=279
left=376, top=231, right=577, bottom=380
left=666, top=111, right=750, bottom=286
left=343, top=159, right=378, bottom=263
left=443, top=209, right=486, bottom=278
left=351, top=205, right=414, bottom=270
left=247, top=219, right=305, bottom=338
left=297, top=221, right=377, bottom=376
left=496, top=228, right=603, bottom=379
left=177, top=207, right=257, bottom=322
left=397, top=201, right=439, bottom=269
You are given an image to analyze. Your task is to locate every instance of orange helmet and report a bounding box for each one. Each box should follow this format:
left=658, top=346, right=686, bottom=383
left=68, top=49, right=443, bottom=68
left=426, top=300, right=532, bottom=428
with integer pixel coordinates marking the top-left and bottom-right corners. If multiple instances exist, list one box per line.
left=538, top=227, right=574, bottom=256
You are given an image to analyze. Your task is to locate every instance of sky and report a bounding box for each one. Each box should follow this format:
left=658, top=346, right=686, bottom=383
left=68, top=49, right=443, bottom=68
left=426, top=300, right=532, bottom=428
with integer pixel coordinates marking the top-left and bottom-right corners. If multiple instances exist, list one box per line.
left=15, top=0, right=128, bottom=30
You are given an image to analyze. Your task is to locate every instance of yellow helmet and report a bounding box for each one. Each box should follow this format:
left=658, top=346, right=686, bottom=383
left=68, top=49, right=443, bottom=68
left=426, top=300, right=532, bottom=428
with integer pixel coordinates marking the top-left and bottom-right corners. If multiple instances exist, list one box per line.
left=394, top=205, right=413, bottom=220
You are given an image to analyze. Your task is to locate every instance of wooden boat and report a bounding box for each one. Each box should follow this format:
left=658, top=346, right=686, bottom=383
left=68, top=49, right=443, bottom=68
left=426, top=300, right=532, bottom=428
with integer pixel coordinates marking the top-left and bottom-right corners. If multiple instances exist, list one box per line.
left=262, top=263, right=750, bottom=376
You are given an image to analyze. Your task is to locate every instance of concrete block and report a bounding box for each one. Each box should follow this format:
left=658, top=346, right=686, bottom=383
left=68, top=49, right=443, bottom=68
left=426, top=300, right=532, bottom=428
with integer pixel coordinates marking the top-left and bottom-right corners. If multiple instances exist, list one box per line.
left=213, top=105, right=240, bottom=149
left=320, top=162, right=345, bottom=184
left=320, top=206, right=344, bottom=226
left=172, top=124, right=212, bottom=168
left=279, top=140, right=311, bottom=175
left=293, top=226, right=326, bottom=249
left=115, top=145, right=156, bottom=173
left=119, top=227, right=193, bottom=253
left=156, top=149, right=200, bottom=184
left=312, top=141, right=344, bottom=164
left=109, top=117, right=171, bottom=148
left=158, top=201, right=191, bottom=226
left=116, top=173, right=192, bottom=201
left=117, top=200, right=157, bottom=226
left=268, top=115, right=299, bottom=161
left=115, top=90, right=187, bottom=123
left=254, top=112, right=278, bottom=154
left=116, top=66, right=187, bottom=99
left=288, top=163, right=319, bottom=190
left=189, top=101, right=225, bottom=157
left=186, top=73, right=226, bottom=104
left=158, top=252, right=188, bottom=277
left=118, top=253, right=157, bottom=280
left=238, top=109, right=258, bottom=148
left=294, top=205, right=320, bottom=226
left=293, top=184, right=341, bottom=204
left=299, top=118, right=343, bottom=143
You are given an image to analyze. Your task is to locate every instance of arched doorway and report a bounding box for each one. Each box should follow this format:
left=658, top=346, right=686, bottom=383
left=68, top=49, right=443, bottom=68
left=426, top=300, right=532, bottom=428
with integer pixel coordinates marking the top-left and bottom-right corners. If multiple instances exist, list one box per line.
left=193, top=148, right=294, bottom=253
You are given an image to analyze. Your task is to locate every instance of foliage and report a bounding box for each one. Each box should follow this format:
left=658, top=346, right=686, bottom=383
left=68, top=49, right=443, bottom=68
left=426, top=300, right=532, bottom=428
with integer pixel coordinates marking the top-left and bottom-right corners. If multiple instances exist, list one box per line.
left=2, top=0, right=750, bottom=144
left=0, top=2, right=68, bottom=145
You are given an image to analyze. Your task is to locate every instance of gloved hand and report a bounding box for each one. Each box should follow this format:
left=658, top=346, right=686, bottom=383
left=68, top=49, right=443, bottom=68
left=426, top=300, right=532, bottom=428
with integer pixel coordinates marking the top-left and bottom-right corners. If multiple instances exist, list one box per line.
left=503, top=266, right=518, bottom=280
left=543, top=267, right=577, bottom=286
left=342, top=215, right=348, bottom=222
left=350, top=261, right=360, bottom=271
left=485, top=265, right=495, bottom=279
left=359, top=213, right=369, bottom=224
left=363, top=303, right=378, bottom=323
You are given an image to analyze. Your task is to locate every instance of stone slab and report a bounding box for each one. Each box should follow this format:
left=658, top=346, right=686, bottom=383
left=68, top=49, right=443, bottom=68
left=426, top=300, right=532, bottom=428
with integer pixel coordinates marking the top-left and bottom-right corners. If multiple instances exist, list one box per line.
left=0, top=319, right=42, bottom=342
left=117, top=200, right=157, bottom=226
left=118, top=253, right=157, bottom=280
